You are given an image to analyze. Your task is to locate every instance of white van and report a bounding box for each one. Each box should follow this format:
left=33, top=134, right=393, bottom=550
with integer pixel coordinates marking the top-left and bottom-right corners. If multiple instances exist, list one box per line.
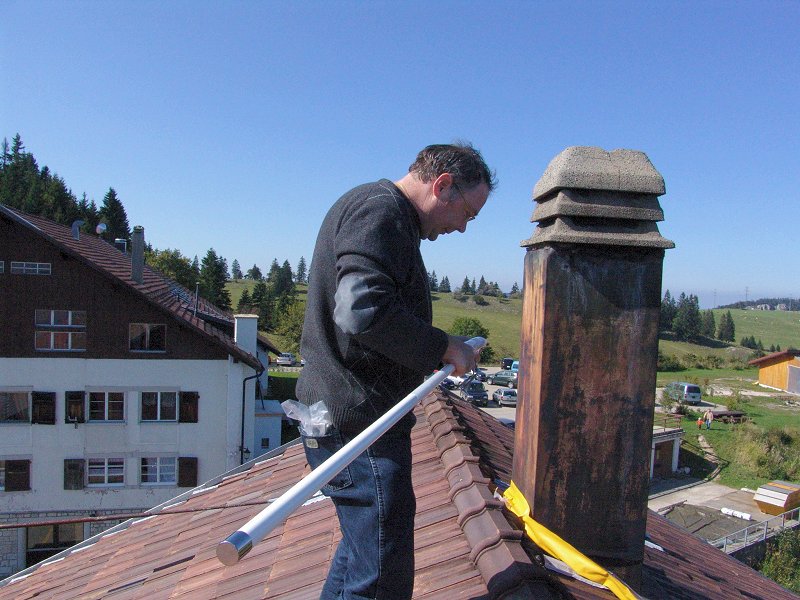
left=664, top=381, right=702, bottom=405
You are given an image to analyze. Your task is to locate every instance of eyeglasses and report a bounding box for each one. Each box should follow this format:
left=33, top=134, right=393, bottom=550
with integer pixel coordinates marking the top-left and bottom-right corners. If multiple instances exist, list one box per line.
left=452, top=181, right=478, bottom=222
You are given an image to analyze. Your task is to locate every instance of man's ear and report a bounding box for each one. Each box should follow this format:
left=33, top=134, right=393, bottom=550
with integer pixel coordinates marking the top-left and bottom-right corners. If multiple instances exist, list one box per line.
left=432, top=173, right=453, bottom=201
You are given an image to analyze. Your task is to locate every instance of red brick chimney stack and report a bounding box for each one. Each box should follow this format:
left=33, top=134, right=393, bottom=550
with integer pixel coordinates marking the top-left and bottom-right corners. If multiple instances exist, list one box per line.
left=513, top=147, right=673, bottom=589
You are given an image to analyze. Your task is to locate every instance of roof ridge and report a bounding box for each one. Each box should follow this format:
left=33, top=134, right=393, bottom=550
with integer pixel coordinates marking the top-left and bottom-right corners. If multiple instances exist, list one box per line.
left=421, top=394, right=558, bottom=599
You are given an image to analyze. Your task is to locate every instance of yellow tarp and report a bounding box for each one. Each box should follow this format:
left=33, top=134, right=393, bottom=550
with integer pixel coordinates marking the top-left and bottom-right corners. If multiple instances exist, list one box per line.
left=502, top=480, right=639, bottom=600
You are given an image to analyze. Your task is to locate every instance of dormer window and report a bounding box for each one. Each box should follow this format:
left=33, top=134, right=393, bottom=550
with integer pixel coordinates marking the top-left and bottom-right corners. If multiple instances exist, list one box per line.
left=129, top=323, right=166, bottom=352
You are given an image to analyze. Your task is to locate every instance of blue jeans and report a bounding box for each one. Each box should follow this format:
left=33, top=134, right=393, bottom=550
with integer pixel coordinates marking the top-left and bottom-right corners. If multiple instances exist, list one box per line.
left=303, top=427, right=415, bottom=600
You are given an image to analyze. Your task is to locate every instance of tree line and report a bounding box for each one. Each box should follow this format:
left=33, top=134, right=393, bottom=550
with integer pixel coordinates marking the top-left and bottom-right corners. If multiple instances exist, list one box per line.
left=427, top=270, right=520, bottom=299
left=660, top=290, right=735, bottom=342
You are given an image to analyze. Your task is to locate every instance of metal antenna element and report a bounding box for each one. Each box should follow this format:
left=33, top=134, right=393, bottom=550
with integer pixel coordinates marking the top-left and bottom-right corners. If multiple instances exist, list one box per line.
left=216, top=337, right=486, bottom=566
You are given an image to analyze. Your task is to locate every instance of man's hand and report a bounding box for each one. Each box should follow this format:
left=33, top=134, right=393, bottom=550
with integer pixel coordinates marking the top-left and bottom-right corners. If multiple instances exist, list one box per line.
left=443, top=335, right=480, bottom=376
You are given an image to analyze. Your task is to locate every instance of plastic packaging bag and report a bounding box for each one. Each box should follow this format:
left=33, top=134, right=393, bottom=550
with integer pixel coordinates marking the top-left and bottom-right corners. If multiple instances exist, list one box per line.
left=281, top=399, right=332, bottom=437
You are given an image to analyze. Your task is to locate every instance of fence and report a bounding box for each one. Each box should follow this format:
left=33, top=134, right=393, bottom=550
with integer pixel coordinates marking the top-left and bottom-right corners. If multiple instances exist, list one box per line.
left=711, top=507, right=800, bottom=554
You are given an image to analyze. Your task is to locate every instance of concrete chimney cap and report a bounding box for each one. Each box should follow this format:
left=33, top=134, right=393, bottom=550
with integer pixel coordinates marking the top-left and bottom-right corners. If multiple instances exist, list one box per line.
left=533, top=146, right=666, bottom=201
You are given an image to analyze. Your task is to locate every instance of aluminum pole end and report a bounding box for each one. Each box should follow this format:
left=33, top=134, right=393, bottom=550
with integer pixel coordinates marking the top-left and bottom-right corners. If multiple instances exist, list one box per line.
left=217, top=530, right=253, bottom=566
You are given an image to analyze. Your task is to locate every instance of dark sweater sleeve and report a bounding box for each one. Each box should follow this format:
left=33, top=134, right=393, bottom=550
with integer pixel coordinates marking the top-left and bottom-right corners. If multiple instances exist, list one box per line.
left=332, top=193, right=448, bottom=373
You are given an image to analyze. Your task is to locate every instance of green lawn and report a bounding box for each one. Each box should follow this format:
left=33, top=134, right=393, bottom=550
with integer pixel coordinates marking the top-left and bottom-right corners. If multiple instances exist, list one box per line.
left=712, top=308, right=800, bottom=350
left=226, top=282, right=800, bottom=370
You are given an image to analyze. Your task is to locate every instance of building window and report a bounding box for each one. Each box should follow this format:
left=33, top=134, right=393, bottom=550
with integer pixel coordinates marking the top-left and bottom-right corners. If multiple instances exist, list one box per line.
left=11, top=261, right=51, bottom=275
left=0, top=460, right=31, bottom=491
left=129, top=323, right=166, bottom=352
left=141, top=392, right=177, bottom=421
left=140, top=457, right=177, bottom=485
left=261, top=437, right=270, bottom=449
left=88, top=392, right=124, bottom=422
left=26, top=523, right=83, bottom=566
left=87, top=458, right=124, bottom=486
left=35, top=310, right=87, bottom=352
left=0, top=391, right=29, bottom=422
left=0, top=261, right=4, bottom=274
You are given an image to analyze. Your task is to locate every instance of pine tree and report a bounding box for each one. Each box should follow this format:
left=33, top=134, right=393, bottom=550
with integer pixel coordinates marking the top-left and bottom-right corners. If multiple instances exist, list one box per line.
left=429, top=270, right=438, bottom=291
left=198, top=248, right=231, bottom=310
left=478, top=275, right=488, bottom=294
left=673, top=293, right=701, bottom=341
left=237, top=289, right=252, bottom=313
left=461, top=276, right=471, bottom=294
left=267, top=259, right=281, bottom=283
left=296, top=256, right=307, bottom=284
left=439, top=276, right=451, bottom=293
left=246, top=264, right=263, bottom=280
left=701, top=310, right=716, bottom=338
left=275, top=260, right=295, bottom=296
left=252, top=280, right=268, bottom=304
left=510, top=282, right=520, bottom=297
left=470, top=278, right=477, bottom=294
left=717, top=310, right=736, bottom=342
left=99, top=188, right=131, bottom=242
left=231, top=259, right=243, bottom=280
left=660, top=290, right=677, bottom=331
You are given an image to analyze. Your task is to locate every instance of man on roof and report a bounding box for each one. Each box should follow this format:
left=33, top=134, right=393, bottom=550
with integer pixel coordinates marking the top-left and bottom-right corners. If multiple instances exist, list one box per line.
left=296, top=143, right=495, bottom=600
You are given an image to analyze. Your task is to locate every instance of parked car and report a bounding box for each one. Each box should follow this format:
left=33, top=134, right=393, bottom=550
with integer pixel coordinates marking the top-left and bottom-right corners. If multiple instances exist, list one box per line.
left=462, top=381, right=489, bottom=407
left=440, top=376, right=458, bottom=390
left=501, top=357, right=515, bottom=370
left=493, top=388, right=518, bottom=406
left=510, top=360, right=519, bottom=372
left=663, top=381, right=702, bottom=405
left=497, top=417, right=516, bottom=430
left=472, top=368, right=488, bottom=382
left=488, top=370, right=518, bottom=388
left=276, top=352, right=297, bottom=366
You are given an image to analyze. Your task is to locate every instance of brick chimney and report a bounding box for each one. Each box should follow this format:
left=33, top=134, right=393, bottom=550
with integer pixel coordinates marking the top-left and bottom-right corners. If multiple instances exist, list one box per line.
left=513, top=147, right=673, bottom=589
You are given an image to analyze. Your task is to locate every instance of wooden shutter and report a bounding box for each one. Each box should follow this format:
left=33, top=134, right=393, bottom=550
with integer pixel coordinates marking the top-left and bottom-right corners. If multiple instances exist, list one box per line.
left=5, top=460, right=31, bottom=491
left=63, top=459, right=86, bottom=490
left=178, top=392, right=199, bottom=423
left=31, top=392, right=56, bottom=424
left=177, top=457, right=198, bottom=487
left=65, top=391, right=85, bottom=423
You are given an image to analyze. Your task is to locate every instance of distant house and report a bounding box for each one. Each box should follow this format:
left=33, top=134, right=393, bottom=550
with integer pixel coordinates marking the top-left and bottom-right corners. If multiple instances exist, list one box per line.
left=0, top=205, right=281, bottom=577
left=0, top=393, right=795, bottom=599
left=749, top=350, right=800, bottom=395
left=755, top=304, right=772, bottom=311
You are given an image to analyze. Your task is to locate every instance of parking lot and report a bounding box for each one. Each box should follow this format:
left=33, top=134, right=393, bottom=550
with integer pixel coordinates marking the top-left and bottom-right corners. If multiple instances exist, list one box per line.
left=453, top=366, right=518, bottom=423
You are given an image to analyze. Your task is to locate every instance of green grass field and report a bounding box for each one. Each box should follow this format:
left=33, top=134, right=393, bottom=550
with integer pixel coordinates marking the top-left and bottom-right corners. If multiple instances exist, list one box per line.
left=227, top=281, right=800, bottom=368
left=712, top=308, right=800, bottom=350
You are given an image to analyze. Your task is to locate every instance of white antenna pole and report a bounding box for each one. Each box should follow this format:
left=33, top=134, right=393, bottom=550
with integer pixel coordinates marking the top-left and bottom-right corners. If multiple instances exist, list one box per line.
left=216, top=337, right=486, bottom=566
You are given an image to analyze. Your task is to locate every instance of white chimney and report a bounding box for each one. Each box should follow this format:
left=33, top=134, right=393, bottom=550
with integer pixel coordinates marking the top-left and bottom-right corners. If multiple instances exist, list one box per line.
left=234, top=314, right=259, bottom=357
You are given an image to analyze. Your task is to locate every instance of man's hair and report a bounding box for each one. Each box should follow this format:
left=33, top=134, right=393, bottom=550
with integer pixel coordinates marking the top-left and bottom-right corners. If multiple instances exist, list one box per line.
left=408, top=143, right=497, bottom=192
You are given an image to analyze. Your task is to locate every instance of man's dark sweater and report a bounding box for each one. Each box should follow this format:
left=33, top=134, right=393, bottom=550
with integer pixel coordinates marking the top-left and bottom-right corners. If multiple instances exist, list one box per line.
left=296, top=179, right=449, bottom=434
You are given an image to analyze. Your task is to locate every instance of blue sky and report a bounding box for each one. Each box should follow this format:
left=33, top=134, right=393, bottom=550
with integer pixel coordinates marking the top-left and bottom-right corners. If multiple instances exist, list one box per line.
left=3, top=1, right=798, bottom=308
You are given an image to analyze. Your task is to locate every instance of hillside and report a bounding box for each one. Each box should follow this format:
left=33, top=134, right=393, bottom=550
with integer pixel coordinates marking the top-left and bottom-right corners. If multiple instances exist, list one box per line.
left=226, top=281, right=800, bottom=364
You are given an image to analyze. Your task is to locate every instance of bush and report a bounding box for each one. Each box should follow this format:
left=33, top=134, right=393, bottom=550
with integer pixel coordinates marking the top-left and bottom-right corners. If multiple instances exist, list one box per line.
left=473, top=294, right=488, bottom=306
left=658, top=351, right=684, bottom=372
left=758, top=528, right=800, bottom=592
left=732, top=424, right=800, bottom=482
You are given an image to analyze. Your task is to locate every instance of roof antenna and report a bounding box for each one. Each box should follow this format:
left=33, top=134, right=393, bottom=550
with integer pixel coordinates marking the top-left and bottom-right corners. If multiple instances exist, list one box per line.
left=71, top=220, right=85, bottom=240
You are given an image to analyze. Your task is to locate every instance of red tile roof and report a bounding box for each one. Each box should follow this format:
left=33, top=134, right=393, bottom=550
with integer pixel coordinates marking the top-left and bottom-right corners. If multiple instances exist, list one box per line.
left=0, top=205, right=275, bottom=368
left=1, top=392, right=796, bottom=599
